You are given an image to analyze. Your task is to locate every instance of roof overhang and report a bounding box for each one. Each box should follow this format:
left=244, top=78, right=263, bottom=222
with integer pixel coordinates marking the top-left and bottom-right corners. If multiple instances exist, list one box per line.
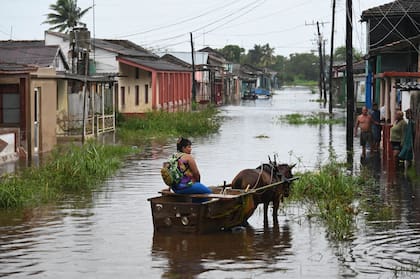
left=116, top=56, right=191, bottom=73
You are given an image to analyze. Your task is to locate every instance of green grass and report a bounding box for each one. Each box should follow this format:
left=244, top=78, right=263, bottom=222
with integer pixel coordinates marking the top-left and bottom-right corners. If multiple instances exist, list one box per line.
left=289, top=158, right=405, bottom=240
left=0, top=107, right=222, bottom=209
left=284, top=80, right=318, bottom=87
left=0, top=141, right=134, bottom=209
left=290, top=160, right=367, bottom=240
left=277, top=112, right=344, bottom=125
left=117, top=107, right=222, bottom=144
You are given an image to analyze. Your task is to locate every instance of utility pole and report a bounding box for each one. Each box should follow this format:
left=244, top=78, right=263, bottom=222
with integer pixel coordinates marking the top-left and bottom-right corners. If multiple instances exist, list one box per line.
left=306, top=21, right=329, bottom=101
left=322, top=39, right=327, bottom=106
left=82, top=50, right=89, bottom=144
left=346, top=0, right=354, bottom=164
left=328, top=0, right=336, bottom=114
left=317, top=21, right=325, bottom=101
left=190, top=32, right=197, bottom=105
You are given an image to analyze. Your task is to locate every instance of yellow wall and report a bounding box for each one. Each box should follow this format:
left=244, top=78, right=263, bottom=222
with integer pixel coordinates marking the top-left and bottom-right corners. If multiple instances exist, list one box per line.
left=118, top=63, right=152, bottom=113
left=31, top=76, right=57, bottom=153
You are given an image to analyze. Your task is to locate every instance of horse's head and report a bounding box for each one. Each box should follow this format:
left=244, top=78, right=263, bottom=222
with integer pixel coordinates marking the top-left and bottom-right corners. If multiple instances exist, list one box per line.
left=274, top=163, right=296, bottom=197
left=268, top=155, right=295, bottom=179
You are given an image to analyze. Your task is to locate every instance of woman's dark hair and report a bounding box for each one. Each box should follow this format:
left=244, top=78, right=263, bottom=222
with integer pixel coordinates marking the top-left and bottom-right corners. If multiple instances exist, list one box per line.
left=177, top=137, right=192, bottom=152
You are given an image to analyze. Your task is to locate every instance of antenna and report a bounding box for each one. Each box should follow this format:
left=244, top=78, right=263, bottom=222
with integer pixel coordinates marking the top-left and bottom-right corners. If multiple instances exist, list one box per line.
left=92, top=0, right=96, bottom=66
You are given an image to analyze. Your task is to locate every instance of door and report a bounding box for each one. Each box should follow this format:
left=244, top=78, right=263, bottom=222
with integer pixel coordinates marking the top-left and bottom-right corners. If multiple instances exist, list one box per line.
left=33, top=87, right=40, bottom=153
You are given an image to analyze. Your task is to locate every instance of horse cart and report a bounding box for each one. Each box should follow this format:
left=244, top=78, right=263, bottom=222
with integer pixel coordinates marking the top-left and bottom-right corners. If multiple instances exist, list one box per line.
left=148, top=181, right=292, bottom=234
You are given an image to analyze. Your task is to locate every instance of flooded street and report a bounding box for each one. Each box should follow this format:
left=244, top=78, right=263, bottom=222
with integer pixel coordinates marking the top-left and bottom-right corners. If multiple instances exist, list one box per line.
left=0, top=87, right=419, bottom=278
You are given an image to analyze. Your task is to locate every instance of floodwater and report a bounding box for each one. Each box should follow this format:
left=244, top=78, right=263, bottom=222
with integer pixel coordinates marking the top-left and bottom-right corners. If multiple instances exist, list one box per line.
left=0, top=87, right=419, bottom=278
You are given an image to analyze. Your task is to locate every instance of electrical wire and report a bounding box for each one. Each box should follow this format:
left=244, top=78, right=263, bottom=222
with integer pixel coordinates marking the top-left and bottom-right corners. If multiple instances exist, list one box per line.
left=368, top=0, right=396, bottom=33
left=114, top=0, right=240, bottom=39
left=395, top=0, right=420, bottom=34
left=151, top=0, right=266, bottom=50
left=370, top=1, right=420, bottom=54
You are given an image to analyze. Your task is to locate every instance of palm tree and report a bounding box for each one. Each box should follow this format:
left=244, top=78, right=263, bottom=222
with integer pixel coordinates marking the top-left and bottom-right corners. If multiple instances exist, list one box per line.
left=43, top=0, right=92, bottom=33
left=260, top=44, right=275, bottom=67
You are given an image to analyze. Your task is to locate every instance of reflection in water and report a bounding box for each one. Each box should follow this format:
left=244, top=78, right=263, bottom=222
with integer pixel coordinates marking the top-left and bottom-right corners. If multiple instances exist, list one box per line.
left=152, top=223, right=292, bottom=278
left=0, top=88, right=419, bottom=278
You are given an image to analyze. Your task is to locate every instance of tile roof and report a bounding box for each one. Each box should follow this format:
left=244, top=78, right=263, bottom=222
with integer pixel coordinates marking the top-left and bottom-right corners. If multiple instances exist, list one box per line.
left=361, top=0, right=420, bottom=21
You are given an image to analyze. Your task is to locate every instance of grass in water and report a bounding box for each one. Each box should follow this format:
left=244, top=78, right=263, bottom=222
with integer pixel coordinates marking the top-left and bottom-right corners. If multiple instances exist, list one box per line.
left=117, top=107, right=222, bottom=143
left=277, top=112, right=344, bottom=125
left=0, top=141, right=133, bottom=209
left=290, top=160, right=367, bottom=240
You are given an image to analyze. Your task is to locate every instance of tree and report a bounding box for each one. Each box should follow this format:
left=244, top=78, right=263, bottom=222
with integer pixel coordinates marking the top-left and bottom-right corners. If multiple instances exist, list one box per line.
left=286, top=53, right=319, bottom=81
left=218, top=45, right=245, bottom=63
left=334, top=46, right=363, bottom=62
left=243, top=43, right=276, bottom=67
left=259, top=44, right=275, bottom=67
left=246, top=44, right=264, bottom=65
left=43, top=0, right=92, bottom=33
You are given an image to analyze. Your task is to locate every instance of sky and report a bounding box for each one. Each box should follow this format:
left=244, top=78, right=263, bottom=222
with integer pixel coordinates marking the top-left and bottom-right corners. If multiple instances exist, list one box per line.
left=0, top=0, right=394, bottom=57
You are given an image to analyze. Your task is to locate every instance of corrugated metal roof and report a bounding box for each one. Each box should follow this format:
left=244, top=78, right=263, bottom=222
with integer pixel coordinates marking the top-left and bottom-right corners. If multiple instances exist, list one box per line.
left=367, top=34, right=420, bottom=55
left=0, top=45, right=63, bottom=68
left=94, top=39, right=157, bottom=58
left=117, top=56, right=191, bottom=72
left=46, top=31, right=156, bottom=58
left=361, top=0, right=420, bottom=21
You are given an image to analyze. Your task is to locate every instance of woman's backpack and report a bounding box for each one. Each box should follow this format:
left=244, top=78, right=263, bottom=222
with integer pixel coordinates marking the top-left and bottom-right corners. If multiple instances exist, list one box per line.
left=161, top=153, right=184, bottom=187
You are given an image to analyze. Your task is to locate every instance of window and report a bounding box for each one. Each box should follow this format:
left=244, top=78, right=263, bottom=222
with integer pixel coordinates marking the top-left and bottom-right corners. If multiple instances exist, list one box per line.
left=135, top=68, right=139, bottom=79
left=135, top=85, right=140, bottom=106
left=0, top=84, right=20, bottom=124
left=121, top=86, right=125, bottom=106
left=144, top=84, right=149, bottom=104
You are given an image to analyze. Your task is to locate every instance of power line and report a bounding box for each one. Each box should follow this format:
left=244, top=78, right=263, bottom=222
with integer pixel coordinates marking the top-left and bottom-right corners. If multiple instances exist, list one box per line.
left=156, top=0, right=266, bottom=50
left=115, top=0, right=240, bottom=39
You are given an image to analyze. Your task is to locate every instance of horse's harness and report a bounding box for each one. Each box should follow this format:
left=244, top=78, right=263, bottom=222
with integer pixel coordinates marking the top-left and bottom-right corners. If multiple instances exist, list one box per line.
left=252, top=163, right=279, bottom=190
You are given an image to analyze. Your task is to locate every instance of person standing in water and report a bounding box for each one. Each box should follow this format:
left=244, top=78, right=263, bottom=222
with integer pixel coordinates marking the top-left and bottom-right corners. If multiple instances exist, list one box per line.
left=354, top=106, right=374, bottom=157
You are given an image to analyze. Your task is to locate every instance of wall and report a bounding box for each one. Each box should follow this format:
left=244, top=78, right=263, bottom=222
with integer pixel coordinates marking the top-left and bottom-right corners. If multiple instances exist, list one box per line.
left=31, top=75, right=57, bottom=154
left=0, top=129, right=19, bottom=163
left=56, top=79, right=68, bottom=134
left=45, top=32, right=70, bottom=61
left=382, top=53, right=418, bottom=72
left=94, top=48, right=118, bottom=73
left=118, top=63, right=152, bottom=114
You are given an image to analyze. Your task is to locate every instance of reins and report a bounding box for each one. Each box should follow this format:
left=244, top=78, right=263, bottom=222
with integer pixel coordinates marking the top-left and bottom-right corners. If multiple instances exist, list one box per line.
left=251, top=163, right=277, bottom=195
left=252, top=165, right=264, bottom=189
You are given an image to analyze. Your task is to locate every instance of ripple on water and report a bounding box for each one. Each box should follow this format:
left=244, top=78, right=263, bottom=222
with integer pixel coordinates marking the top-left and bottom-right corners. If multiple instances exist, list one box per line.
left=341, top=222, right=420, bottom=277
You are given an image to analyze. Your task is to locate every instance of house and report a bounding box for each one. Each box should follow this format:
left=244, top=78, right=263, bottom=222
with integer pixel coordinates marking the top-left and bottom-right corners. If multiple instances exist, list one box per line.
left=46, top=31, right=193, bottom=115
left=44, top=29, right=117, bottom=139
left=361, top=0, right=420, bottom=122
left=199, top=47, right=238, bottom=104
left=239, top=64, right=272, bottom=98
left=332, top=60, right=367, bottom=111
left=232, top=64, right=258, bottom=99
left=160, top=51, right=212, bottom=105
left=116, top=55, right=192, bottom=114
left=361, top=0, right=420, bottom=172
left=0, top=41, right=68, bottom=160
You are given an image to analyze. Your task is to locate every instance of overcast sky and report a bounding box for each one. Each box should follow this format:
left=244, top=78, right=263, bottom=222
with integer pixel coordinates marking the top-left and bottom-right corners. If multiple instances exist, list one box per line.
left=0, top=0, right=393, bottom=57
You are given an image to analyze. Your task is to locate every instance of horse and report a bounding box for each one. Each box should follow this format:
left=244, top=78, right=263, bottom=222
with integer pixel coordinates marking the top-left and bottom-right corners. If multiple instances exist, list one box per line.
left=231, top=156, right=296, bottom=224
